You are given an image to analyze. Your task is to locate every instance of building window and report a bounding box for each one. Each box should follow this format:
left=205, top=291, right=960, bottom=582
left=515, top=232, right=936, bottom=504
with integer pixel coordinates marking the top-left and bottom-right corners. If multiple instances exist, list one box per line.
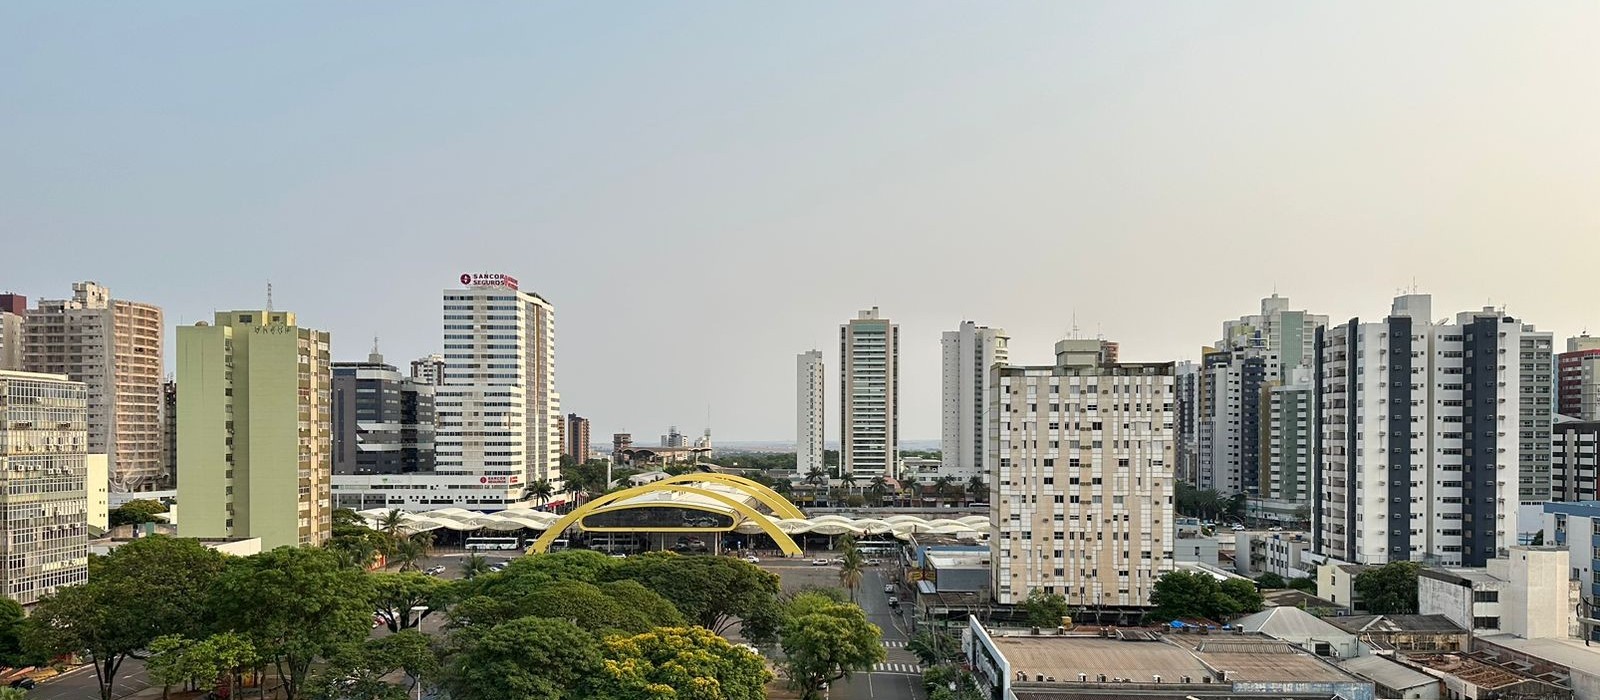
left=1473, top=616, right=1500, bottom=629
left=1472, top=590, right=1499, bottom=603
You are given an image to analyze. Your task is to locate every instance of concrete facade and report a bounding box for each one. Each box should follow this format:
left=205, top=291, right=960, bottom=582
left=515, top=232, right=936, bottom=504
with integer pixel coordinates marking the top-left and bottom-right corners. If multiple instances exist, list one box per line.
left=1539, top=501, right=1600, bottom=642
left=564, top=413, right=590, bottom=464
left=177, top=310, right=333, bottom=550
left=1551, top=419, right=1599, bottom=502
left=24, top=282, right=165, bottom=492
left=840, top=307, right=897, bottom=476
left=0, top=370, right=90, bottom=605
left=796, top=350, right=825, bottom=475
left=940, top=321, right=1008, bottom=482
left=1417, top=547, right=1572, bottom=640
left=436, top=275, right=562, bottom=508
left=990, top=338, right=1175, bottom=606
left=1557, top=334, right=1600, bottom=420
left=0, top=294, right=23, bottom=371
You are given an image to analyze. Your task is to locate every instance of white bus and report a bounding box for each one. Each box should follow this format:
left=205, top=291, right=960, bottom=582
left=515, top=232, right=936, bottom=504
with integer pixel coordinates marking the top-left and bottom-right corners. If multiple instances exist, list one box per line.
left=465, top=537, right=520, bottom=551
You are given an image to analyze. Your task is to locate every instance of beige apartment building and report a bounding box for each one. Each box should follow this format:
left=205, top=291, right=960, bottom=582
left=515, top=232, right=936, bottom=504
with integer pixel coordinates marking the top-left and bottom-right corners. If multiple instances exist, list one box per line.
left=24, top=282, right=164, bottom=492
left=991, top=339, right=1176, bottom=607
left=0, top=370, right=91, bottom=606
left=177, top=310, right=332, bottom=549
left=841, top=307, right=898, bottom=476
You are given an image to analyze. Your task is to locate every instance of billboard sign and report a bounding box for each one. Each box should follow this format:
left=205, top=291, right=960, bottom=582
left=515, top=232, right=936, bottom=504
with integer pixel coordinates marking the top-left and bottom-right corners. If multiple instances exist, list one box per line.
left=460, top=273, right=519, bottom=290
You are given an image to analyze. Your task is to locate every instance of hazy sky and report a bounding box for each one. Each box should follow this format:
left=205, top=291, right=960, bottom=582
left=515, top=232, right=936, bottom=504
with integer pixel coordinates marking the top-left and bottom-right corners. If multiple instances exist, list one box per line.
left=3, top=3, right=1597, bottom=442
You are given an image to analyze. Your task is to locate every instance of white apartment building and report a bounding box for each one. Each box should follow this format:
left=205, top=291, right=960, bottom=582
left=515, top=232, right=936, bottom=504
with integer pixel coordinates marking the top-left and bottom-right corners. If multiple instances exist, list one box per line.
left=1218, top=294, right=1328, bottom=370
left=1315, top=294, right=1553, bottom=568
left=434, top=274, right=560, bottom=510
left=24, top=282, right=165, bottom=492
left=796, top=350, right=825, bottom=475
left=991, top=339, right=1176, bottom=606
left=841, top=307, right=897, bottom=476
left=1196, top=347, right=1278, bottom=496
left=0, top=370, right=90, bottom=606
left=410, top=353, right=446, bottom=386
left=940, top=321, right=1008, bottom=482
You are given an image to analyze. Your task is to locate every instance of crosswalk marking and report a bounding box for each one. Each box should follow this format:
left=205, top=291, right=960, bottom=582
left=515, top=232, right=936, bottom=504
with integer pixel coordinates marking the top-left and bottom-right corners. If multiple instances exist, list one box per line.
left=873, top=663, right=921, bottom=674
left=882, top=640, right=906, bottom=648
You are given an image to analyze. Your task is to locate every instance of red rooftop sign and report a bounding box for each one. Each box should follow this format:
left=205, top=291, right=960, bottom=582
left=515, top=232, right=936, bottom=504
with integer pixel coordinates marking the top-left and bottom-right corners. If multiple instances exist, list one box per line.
left=460, top=273, right=518, bottom=290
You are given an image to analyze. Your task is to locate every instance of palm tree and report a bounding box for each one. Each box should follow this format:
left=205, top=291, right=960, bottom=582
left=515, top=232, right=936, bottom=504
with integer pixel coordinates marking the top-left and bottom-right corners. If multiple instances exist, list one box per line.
left=461, top=553, right=491, bottom=580
left=866, top=476, right=889, bottom=507
left=391, top=531, right=435, bottom=572
left=932, top=476, right=956, bottom=506
left=837, top=537, right=865, bottom=603
left=562, top=481, right=586, bottom=512
left=839, top=472, right=858, bottom=494
left=900, top=476, right=921, bottom=507
left=377, top=509, right=409, bottom=541
left=527, top=479, right=554, bottom=507
left=966, top=475, right=989, bottom=504
left=804, top=467, right=828, bottom=487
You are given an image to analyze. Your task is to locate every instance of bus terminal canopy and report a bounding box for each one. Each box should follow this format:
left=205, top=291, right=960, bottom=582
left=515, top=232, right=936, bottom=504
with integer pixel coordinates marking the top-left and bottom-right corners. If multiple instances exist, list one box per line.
left=359, top=473, right=991, bottom=555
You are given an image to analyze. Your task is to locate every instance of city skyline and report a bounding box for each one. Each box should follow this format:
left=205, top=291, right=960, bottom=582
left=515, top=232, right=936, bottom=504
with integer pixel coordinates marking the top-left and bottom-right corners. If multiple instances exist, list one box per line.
left=4, top=3, right=1598, bottom=441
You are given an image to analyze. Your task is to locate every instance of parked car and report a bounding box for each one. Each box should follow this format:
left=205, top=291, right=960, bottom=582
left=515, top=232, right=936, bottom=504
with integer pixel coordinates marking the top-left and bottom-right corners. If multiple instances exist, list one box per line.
left=828, top=557, right=844, bottom=565
left=11, top=678, right=36, bottom=690
left=743, top=555, right=761, bottom=564
left=811, top=558, right=829, bottom=566
left=887, top=596, right=900, bottom=608
left=1231, top=524, right=1246, bottom=531
left=865, top=558, right=882, bottom=566
left=1268, top=526, right=1284, bottom=532
left=609, top=553, right=628, bottom=559
left=883, top=584, right=894, bottom=594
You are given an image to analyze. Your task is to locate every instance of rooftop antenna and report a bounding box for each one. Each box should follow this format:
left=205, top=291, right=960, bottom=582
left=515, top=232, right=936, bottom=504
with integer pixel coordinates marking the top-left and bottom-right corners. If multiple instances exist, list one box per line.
left=1070, top=311, right=1081, bottom=340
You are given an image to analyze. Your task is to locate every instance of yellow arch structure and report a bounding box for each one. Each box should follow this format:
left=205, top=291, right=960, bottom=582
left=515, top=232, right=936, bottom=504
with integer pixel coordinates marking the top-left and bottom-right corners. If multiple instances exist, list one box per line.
left=529, top=481, right=804, bottom=556
left=656, top=472, right=806, bottom=519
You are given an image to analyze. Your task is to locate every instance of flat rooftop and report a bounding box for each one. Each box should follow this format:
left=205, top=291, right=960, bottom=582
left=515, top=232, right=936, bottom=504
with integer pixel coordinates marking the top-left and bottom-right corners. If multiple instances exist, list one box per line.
left=989, top=633, right=1357, bottom=684
left=928, top=553, right=988, bottom=568
left=1478, top=634, right=1600, bottom=671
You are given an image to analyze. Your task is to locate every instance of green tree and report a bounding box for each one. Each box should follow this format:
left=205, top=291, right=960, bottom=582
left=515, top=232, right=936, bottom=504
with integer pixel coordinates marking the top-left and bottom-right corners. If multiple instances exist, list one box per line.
left=23, top=537, right=227, bottom=700
left=932, top=476, right=956, bottom=505
left=901, top=476, right=921, bottom=506
left=443, top=596, right=516, bottom=630
left=389, top=531, right=435, bottom=572
left=838, top=539, right=865, bottom=603
left=866, top=476, right=890, bottom=506
left=375, top=509, right=409, bottom=542
left=209, top=547, right=374, bottom=700
left=1354, top=561, right=1420, bottom=614
left=306, top=641, right=406, bottom=700
left=526, top=478, right=555, bottom=506
left=804, top=467, right=828, bottom=487
left=1021, top=589, right=1069, bottom=628
left=0, top=689, right=27, bottom=700
left=591, top=626, right=772, bottom=700
left=1148, top=570, right=1262, bottom=622
left=460, top=553, right=491, bottom=580
left=513, top=579, right=683, bottom=636
left=145, top=634, right=195, bottom=700
left=604, top=552, right=781, bottom=635
left=906, top=628, right=960, bottom=667
left=326, top=509, right=389, bottom=569
left=371, top=572, right=445, bottom=632
left=108, top=498, right=169, bottom=527
left=441, top=617, right=602, bottom=700
left=1254, top=572, right=1288, bottom=589
left=923, top=664, right=983, bottom=700
left=965, top=475, right=989, bottom=503
left=186, top=632, right=258, bottom=699
left=0, top=598, right=25, bottom=666
left=1288, top=576, right=1319, bottom=594
left=839, top=472, right=858, bottom=493
left=780, top=593, right=885, bottom=700
left=368, top=630, right=440, bottom=695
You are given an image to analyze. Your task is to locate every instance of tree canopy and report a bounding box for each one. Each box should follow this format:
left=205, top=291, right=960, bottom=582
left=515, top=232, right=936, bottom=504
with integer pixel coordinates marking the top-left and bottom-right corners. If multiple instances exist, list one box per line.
left=1148, top=570, right=1264, bottom=622
left=603, top=552, right=782, bottom=636
left=1354, top=562, right=1420, bottom=614
left=1020, top=589, right=1069, bottom=628
left=442, top=617, right=603, bottom=700
left=779, top=592, right=885, bottom=700
left=108, top=498, right=169, bottom=527
left=592, top=626, right=772, bottom=700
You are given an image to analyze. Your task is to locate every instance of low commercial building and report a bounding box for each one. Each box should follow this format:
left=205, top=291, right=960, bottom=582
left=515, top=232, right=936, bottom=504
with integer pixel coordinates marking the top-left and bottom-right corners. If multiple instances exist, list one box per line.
left=1472, top=636, right=1600, bottom=700
left=1417, top=547, right=1572, bottom=640
left=1237, top=530, right=1315, bottom=580
left=1540, top=501, right=1600, bottom=642
left=1335, top=655, right=1440, bottom=700
left=965, top=617, right=1374, bottom=700
left=1403, top=653, right=1571, bottom=700
left=1231, top=606, right=1359, bottom=659
left=1317, top=562, right=1372, bottom=613
left=1324, top=615, right=1468, bottom=654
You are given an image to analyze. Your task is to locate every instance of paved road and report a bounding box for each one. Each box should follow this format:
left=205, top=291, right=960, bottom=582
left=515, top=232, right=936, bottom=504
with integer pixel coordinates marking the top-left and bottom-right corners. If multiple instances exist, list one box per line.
left=31, top=658, right=148, bottom=700
left=764, top=560, right=923, bottom=700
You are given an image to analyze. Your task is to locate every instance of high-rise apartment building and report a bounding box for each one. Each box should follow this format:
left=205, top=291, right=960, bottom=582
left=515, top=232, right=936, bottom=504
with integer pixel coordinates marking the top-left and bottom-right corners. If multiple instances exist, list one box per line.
left=1196, top=347, right=1278, bottom=496
left=24, top=282, right=164, bottom=492
left=1173, top=361, right=1199, bottom=485
left=0, top=294, right=24, bottom=371
left=1259, top=367, right=1316, bottom=523
left=410, top=353, right=446, bottom=387
left=841, top=307, right=898, bottom=476
left=1314, top=295, right=1552, bottom=568
left=329, top=351, right=437, bottom=511
left=436, top=274, right=561, bottom=508
left=990, top=339, right=1175, bottom=606
left=177, top=310, right=333, bottom=549
left=796, top=350, right=825, bottom=475
left=1557, top=335, right=1600, bottom=420
left=1552, top=418, right=1599, bottom=502
left=1219, top=294, right=1327, bottom=370
left=565, top=413, right=590, bottom=464
left=941, top=321, right=1009, bottom=482
left=0, top=370, right=91, bottom=605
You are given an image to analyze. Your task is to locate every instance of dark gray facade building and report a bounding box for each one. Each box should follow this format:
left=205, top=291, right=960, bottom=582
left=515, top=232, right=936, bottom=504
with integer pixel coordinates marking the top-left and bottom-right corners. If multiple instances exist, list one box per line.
left=332, top=352, right=435, bottom=476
